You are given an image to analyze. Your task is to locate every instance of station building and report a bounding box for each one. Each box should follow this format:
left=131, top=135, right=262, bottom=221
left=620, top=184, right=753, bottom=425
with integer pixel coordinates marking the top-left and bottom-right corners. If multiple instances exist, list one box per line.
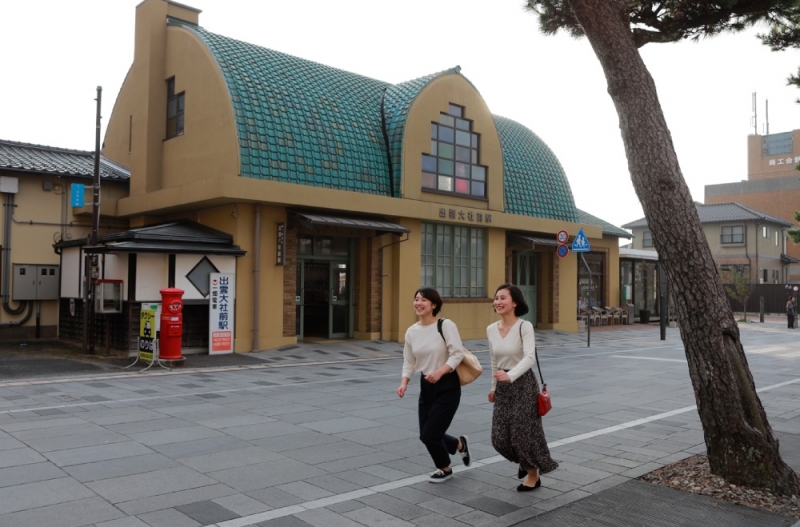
left=72, top=0, right=625, bottom=352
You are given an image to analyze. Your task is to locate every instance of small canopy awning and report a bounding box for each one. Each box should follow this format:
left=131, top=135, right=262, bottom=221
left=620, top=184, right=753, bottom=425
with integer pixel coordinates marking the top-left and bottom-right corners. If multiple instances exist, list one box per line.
left=54, top=220, right=246, bottom=256
left=292, top=211, right=410, bottom=235
left=507, top=233, right=560, bottom=249
left=782, top=253, right=800, bottom=264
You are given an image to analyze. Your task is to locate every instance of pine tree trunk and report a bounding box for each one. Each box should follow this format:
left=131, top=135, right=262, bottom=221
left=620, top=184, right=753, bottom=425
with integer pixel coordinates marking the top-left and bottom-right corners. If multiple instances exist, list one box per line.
left=565, top=0, right=800, bottom=494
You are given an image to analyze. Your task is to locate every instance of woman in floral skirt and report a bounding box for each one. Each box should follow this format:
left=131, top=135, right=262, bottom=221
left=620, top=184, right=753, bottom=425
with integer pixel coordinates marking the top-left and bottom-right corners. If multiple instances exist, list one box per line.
left=487, top=284, right=558, bottom=491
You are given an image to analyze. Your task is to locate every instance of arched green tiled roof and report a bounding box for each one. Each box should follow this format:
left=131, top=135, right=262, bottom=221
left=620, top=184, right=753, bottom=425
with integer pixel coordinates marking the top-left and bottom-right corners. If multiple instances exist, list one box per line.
left=168, top=20, right=578, bottom=221
left=493, top=115, right=579, bottom=222
left=175, top=20, right=394, bottom=195
left=383, top=67, right=461, bottom=197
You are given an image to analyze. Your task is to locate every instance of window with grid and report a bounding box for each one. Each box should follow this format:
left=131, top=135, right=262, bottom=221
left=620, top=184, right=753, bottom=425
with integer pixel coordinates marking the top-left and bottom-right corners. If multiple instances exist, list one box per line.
left=642, top=231, right=653, bottom=248
left=166, top=77, right=185, bottom=139
left=421, top=223, right=485, bottom=297
left=721, top=225, right=744, bottom=244
left=421, top=103, right=487, bottom=198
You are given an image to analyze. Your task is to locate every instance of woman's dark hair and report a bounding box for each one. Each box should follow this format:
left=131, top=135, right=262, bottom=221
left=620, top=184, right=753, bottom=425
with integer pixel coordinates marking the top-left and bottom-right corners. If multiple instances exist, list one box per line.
left=414, top=287, right=443, bottom=316
left=495, top=284, right=529, bottom=317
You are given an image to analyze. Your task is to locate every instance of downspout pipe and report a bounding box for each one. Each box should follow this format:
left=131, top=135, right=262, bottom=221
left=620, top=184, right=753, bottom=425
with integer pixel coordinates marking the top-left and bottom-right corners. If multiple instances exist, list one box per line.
left=378, top=233, right=409, bottom=341
left=3, top=193, right=30, bottom=316
left=252, top=204, right=261, bottom=351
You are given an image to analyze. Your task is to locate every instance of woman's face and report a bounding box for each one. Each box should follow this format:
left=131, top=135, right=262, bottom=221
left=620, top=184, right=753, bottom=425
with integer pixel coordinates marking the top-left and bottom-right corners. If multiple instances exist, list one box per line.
left=493, top=288, right=517, bottom=316
left=414, top=293, right=435, bottom=317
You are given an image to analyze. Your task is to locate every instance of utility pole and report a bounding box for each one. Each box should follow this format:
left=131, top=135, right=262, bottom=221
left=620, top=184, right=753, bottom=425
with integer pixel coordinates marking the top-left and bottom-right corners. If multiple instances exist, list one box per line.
left=83, top=87, right=102, bottom=354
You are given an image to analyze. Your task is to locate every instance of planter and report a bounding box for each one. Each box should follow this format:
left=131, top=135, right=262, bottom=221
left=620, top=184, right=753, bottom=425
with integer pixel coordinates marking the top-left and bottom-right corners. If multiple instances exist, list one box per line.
left=639, top=309, right=651, bottom=324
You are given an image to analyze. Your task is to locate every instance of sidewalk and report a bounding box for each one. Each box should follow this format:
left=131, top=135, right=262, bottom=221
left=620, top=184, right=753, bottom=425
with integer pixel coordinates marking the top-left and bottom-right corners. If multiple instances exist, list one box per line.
left=0, top=322, right=799, bottom=526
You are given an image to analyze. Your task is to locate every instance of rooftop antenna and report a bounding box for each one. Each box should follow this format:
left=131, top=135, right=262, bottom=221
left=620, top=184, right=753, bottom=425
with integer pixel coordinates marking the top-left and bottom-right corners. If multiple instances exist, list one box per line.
left=752, top=92, right=757, bottom=135
left=765, top=99, right=770, bottom=135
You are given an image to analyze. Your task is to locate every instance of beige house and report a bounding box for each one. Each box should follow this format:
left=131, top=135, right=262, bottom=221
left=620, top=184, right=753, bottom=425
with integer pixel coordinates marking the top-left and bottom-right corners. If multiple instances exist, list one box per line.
left=0, top=140, right=129, bottom=339
left=622, top=202, right=794, bottom=285
left=47, top=0, right=629, bottom=352
left=706, top=130, right=800, bottom=278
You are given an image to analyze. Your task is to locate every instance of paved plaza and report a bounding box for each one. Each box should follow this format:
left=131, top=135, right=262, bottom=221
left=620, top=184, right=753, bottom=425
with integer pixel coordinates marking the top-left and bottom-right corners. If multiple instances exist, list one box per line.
left=1, top=322, right=800, bottom=526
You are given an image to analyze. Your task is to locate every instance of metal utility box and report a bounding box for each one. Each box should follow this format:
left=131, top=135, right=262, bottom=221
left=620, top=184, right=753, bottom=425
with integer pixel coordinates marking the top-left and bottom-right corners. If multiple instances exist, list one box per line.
left=13, top=264, right=60, bottom=300
left=95, top=279, right=123, bottom=314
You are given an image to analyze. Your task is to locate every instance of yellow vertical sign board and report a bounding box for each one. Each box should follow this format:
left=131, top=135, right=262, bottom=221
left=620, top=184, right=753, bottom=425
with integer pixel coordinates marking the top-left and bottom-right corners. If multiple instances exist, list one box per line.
left=138, top=303, right=160, bottom=362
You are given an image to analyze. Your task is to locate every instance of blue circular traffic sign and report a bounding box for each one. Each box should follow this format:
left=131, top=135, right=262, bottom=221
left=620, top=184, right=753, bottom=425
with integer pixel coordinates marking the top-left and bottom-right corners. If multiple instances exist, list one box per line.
left=557, top=244, right=569, bottom=258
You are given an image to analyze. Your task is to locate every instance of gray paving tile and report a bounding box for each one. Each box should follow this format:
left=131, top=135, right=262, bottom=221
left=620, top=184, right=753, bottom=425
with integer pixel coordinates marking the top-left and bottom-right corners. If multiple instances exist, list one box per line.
left=0, top=497, right=124, bottom=527
left=213, top=493, right=272, bottom=516
left=176, top=499, right=239, bottom=524
left=0, top=477, right=96, bottom=515
left=117, top=483, right=237, bottom=516
left=343, top=505, right=416, bottom=526
left=0, top=447, right=46, bottom=468
left=211, top=458, right=326, bottom=492
left=86, top=466, right=217, bottom=503
left=44, top=440, right=153, bottom=467
left=294, top=507, right=364, bottom=527
left=180, top=446, right=285, bottom=473
left=136, top=508, right=200, bottom=527
left=247, top=486, right=305, bottom=508
left=0, top=461, right=66, bottom=488
left=62, top=453, right=180, bottom=483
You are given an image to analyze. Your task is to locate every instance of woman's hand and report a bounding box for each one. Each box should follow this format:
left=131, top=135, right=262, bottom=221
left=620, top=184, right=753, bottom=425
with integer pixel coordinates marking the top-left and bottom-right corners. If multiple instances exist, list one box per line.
left=424, top=371, right=442, bottom=384
left=493, top=370, right=510, bottom=383
left=397, top=379, right=409, bottom=398
left=488, top=391, right=495, bottom=403
left=424, top=365, right=452, bottom=384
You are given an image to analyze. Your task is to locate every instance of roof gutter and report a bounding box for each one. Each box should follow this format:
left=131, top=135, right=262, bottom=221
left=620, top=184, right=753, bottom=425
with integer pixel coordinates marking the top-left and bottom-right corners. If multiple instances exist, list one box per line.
left=379, top=89, right=395, bottom=198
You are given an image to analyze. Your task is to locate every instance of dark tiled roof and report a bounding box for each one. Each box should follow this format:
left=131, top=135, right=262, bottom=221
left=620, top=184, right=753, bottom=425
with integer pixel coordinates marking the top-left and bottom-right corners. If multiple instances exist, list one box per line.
left=494, top=116, right=578, bottom=222
left=622, top=202, right=793, bottom=229
left=55, top=220, right=246, bottom=255
left=0, top=139, right=130, bottom=180
left=577, top=209, right=632, bottom=239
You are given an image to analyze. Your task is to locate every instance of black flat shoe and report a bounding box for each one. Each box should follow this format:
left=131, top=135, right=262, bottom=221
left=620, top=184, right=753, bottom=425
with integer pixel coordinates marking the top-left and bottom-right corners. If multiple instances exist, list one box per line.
left=518, top=467, right=526, bottom=479
left=517, top=479, right=541, bottom=492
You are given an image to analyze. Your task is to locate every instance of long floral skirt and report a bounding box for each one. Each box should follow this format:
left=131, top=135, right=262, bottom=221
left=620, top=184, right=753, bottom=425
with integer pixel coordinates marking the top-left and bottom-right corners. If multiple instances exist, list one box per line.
left=492, top=369, right=558, bottom=474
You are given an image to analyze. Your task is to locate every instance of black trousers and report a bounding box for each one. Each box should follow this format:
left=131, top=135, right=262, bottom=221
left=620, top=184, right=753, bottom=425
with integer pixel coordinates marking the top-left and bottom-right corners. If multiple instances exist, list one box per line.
left=418, top=371, right=461, bottom=469
left=789, top=313, right=795, bottom=329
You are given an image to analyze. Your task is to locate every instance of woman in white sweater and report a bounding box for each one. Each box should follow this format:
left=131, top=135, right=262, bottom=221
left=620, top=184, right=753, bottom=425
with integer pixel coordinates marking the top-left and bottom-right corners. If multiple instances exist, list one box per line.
left=487, top=284, right=558, bottom=491
left=397, top=287, right=471, bottom=483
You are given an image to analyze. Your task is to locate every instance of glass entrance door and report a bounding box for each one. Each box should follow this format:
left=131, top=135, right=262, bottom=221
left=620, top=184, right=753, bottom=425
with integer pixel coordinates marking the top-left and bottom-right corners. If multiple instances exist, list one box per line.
left=330, top=262, right=350, bottom=338
left=301, top=261, right=330, bottom=338
left=514, top=252, right=537, bottom=327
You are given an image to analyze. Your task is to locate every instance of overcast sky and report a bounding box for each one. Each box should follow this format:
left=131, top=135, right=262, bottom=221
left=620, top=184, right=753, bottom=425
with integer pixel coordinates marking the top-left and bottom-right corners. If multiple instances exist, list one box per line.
left=3, top=0, right=800, bottom=235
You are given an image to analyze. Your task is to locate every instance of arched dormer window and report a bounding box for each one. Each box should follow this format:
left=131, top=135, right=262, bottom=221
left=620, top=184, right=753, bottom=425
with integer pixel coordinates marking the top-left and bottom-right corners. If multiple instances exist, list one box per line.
left=421, top=103, right=487, bottom=198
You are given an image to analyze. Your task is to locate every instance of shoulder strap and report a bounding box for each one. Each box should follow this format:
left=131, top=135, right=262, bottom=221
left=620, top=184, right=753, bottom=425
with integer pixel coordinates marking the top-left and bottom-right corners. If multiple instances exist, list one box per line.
left=520, top=320, right=545, bottom=385
left=437, top=318, right=446, bottom=344
left=535, top=347, right=545, bottom=385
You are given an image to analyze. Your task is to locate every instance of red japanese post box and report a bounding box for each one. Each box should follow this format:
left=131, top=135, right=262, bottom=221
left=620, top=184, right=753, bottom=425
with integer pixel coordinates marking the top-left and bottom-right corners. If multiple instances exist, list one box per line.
left=159, top=287, right=185, bottom=361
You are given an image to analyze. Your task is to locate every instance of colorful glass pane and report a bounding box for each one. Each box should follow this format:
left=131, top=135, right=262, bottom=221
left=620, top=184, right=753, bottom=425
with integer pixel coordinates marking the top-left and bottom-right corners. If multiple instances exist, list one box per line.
left=455, top=178, right=469, bottom=194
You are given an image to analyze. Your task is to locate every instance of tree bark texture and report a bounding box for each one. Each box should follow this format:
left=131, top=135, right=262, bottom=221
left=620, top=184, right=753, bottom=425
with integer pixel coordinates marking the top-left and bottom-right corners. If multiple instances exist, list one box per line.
left=564, top=0, right=800, bottom=494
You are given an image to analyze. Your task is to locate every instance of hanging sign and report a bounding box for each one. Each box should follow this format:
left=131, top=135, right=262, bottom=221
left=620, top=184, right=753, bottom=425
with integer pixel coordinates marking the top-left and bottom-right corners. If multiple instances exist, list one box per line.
left=70, top=183, right=85, bottom=207
left=209, top=273, right=236, bottom=355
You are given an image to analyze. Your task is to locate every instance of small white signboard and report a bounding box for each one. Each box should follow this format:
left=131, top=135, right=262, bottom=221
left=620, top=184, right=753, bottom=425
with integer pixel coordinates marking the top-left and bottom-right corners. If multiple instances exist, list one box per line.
left=209, top=273, right=235, bottom=355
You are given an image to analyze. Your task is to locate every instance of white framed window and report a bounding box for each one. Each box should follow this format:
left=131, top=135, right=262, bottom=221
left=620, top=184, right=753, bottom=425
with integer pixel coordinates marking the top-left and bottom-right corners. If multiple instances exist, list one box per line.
left=642, top=230, right=653, bottom=248
left=421, top=223, right=485, bottom=297
left=721, top=225, right=744, bottom=244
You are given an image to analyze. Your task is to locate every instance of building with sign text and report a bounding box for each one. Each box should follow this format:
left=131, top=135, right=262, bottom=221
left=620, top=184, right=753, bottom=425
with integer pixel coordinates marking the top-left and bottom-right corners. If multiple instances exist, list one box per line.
left=94, top=0, right=627, bottom=351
